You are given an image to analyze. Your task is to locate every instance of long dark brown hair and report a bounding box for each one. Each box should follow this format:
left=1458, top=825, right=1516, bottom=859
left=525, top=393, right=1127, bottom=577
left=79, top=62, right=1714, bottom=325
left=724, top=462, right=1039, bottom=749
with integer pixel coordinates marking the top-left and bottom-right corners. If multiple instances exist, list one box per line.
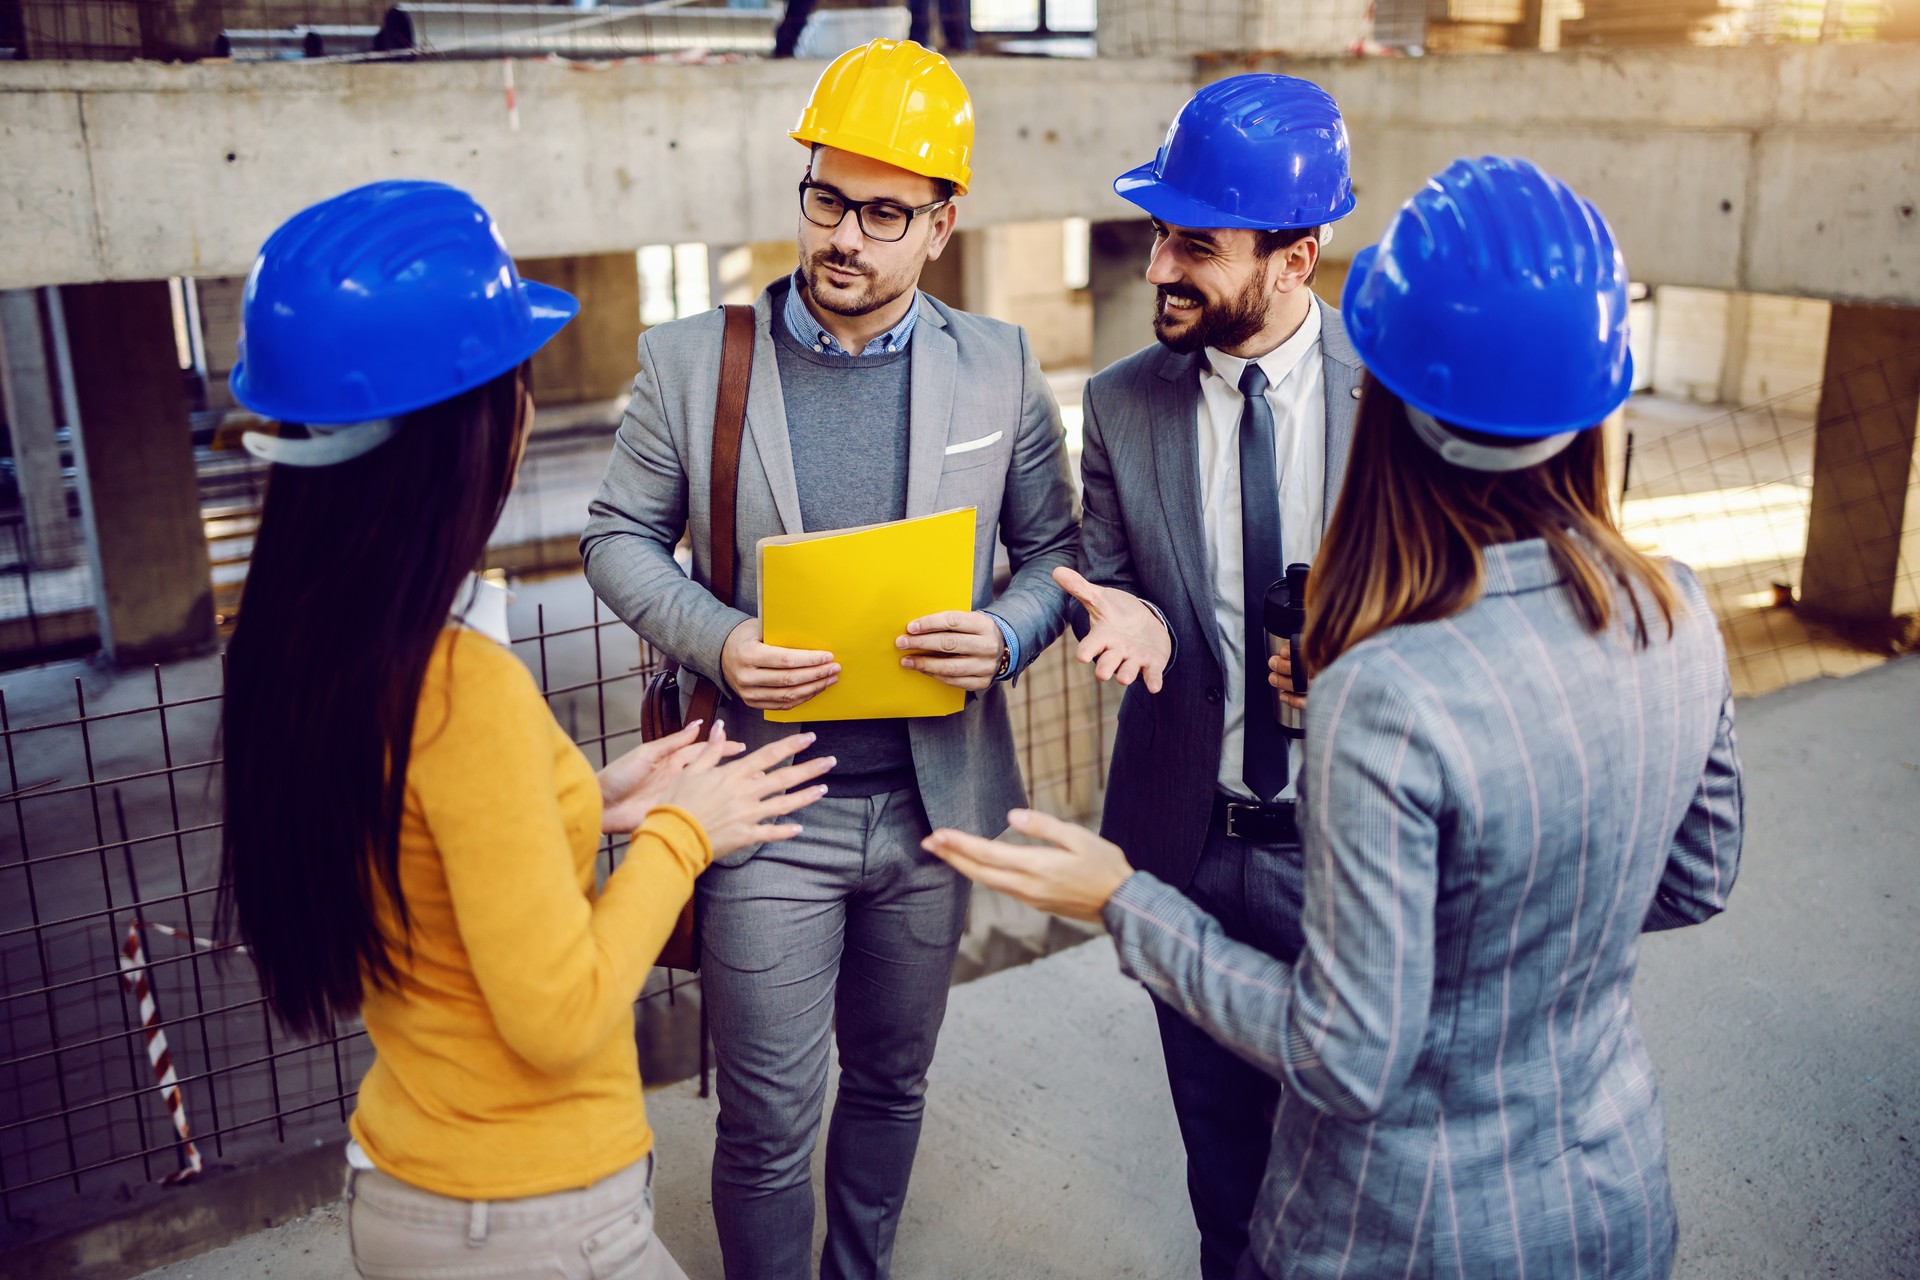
left=219, top=365, right=527, bottom=1036
left=1305, top=374, right=1681, bottom=675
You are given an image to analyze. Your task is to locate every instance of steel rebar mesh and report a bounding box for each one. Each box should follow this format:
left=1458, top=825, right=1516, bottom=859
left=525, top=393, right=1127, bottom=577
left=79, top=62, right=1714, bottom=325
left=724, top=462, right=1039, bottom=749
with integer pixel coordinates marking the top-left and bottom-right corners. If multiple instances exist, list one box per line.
left=0, top=571, right=1120, bottom=1229
left=1618, top=346, right=1920, bottom=698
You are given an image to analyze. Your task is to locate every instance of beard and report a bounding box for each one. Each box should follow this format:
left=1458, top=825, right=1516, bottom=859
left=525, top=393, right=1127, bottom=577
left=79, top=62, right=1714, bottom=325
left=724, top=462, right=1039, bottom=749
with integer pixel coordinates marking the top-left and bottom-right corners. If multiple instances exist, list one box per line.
left=801, top=247, right=915, bottom=319
left=1152, top=273, right=1269, bottom=355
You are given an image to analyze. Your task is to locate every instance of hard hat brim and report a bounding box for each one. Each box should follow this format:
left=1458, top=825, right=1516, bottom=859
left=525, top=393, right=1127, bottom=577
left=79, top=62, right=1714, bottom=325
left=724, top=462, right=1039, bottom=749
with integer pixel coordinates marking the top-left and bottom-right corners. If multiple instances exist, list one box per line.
left=790, top=130, right=971, bottom=196
left=1113, top=162, right=1354, bottom=232
left=231, top=280, right=579, bottom=425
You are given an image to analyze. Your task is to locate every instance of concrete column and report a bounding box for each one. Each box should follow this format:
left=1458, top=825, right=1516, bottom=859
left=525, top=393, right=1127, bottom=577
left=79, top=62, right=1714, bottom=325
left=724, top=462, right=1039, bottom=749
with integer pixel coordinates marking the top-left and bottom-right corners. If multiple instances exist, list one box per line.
left=1798, top=304, right=1920, bottom=635
left=1717, top=292, right=1753, bottom=407
left=0, top=288, right=79, bottom=569
left=947, top=223, right=1090, bottom=370
left=515, top=253, right=643, bottom=406
left=59, top=280, right=215, bottom=664
left=194, top=276, right=248, bottom=412
left=1090, top=220, right=1158, bottom=375
left=1519, top=0, right=1562, bottom=49
left=1312, top=257, right=1353, bottom=316
left=713, top=241, right=799, bottom=308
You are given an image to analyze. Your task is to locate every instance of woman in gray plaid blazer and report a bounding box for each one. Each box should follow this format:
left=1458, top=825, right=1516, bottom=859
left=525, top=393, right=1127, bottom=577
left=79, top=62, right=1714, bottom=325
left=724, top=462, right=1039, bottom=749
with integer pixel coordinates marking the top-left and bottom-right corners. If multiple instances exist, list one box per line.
left=927, top=157, right=1744, bottom=1280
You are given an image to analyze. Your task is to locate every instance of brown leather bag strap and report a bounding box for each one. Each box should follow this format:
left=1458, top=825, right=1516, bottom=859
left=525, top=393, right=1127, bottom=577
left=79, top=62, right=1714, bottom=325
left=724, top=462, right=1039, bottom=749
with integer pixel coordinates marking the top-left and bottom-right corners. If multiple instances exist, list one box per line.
left=688, top=303, right=754, bottom=724
left=708, top=303, right=753, bottom=609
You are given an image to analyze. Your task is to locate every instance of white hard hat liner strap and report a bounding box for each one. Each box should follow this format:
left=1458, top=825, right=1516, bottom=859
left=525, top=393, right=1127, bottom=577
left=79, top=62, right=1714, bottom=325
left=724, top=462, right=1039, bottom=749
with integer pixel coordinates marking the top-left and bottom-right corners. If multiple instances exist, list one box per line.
left=1403, top=405, right=1578, bottom=473
left=241, top=418, right=397, bottom=468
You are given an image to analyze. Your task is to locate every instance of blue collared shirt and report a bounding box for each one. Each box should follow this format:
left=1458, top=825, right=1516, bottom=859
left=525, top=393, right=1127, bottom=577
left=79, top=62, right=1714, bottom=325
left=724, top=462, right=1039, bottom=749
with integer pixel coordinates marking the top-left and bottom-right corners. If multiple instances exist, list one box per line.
left=778, top=275, right=1021, bottom=680
left=783, top=272, right=921, bottom=356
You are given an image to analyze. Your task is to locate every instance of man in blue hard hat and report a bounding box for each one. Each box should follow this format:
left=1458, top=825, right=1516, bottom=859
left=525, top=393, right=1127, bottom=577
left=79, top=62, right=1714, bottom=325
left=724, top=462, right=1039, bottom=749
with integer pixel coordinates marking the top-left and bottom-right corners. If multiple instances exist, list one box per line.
left=1051, top=74, right=1361, bottom=1279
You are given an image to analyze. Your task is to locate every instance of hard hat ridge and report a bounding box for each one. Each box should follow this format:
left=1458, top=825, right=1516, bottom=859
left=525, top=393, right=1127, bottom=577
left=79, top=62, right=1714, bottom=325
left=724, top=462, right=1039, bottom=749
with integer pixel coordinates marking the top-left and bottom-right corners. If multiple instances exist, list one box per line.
left=1341, top=155, right=1634, bottom=447
left=1113, top=73, right=1355, bottom=232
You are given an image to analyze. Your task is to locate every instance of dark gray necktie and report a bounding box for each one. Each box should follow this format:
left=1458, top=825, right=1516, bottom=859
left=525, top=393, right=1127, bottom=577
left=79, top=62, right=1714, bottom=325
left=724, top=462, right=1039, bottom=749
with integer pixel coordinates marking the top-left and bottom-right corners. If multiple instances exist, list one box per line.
left=1237, top=362, right=1288, bottom=802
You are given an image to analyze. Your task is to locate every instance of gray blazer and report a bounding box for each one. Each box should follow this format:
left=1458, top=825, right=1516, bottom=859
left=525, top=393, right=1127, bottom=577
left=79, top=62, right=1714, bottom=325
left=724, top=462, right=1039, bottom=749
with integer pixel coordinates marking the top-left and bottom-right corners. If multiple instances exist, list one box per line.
left=581, top=284, right=1077, bottom=856
left=1105, top=544, right=1745, bottom=1279
left=1078, top=299, right=1361, bottom=887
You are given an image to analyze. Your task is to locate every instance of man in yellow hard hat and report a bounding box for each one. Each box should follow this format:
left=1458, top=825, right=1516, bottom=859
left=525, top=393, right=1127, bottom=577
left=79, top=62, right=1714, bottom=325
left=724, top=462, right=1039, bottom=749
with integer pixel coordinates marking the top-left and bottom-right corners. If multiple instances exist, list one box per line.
left=583, top=39, right=1076, bottom=1280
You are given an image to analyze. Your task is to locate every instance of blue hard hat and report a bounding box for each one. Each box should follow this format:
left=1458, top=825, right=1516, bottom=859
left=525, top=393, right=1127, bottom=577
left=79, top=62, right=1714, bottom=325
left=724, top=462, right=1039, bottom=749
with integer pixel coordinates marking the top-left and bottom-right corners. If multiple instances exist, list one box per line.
left=1114, top=74, right=1355, bottom=231
left=230, top=181, right=577, bottom=425
left=1341, top=156, right=1634, bottom=438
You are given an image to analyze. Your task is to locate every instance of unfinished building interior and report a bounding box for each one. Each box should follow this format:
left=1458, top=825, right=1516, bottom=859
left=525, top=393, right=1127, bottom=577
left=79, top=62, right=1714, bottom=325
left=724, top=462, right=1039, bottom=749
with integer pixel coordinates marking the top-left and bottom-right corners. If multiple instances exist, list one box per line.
left=1, top=1, right=1917, bottom=1277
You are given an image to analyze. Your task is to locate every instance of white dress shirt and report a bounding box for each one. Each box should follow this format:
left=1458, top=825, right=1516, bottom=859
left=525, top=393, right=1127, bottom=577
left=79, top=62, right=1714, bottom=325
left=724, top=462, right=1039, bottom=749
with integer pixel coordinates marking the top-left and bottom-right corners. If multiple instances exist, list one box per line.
left=1195, top=296, right=1327, bottom=802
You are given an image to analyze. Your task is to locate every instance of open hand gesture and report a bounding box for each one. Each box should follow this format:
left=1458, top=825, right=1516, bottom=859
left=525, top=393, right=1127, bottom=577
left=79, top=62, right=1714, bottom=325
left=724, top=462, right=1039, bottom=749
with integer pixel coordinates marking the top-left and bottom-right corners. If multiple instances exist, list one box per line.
left=1053, top=566, right=1172, bottom=693
left=922, top=808, right=1135, bottom=923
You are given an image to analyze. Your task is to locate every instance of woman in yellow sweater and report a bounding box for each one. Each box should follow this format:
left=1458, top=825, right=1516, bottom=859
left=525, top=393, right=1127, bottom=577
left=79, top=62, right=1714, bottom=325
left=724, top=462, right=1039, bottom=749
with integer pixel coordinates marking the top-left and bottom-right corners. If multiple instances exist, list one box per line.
left=218, top=181, right=833, bottom=1279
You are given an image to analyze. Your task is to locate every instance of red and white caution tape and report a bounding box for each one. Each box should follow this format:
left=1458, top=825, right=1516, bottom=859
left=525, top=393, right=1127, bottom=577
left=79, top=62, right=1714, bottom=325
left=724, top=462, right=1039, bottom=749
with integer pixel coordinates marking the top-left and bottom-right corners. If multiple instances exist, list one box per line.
left=117, top=921, right=204, bottom=1183
left=139, top=919, right=247, bottom=956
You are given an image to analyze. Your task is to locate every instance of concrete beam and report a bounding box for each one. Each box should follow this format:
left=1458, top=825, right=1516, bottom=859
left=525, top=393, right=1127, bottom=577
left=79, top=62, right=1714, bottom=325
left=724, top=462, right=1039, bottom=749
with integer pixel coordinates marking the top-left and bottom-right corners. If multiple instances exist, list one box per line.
left=1240, top=44, right=1920, bottom=306
left=0, top=56, right=1192, bottom=291
left=1, top=44, right=1916, bottom=304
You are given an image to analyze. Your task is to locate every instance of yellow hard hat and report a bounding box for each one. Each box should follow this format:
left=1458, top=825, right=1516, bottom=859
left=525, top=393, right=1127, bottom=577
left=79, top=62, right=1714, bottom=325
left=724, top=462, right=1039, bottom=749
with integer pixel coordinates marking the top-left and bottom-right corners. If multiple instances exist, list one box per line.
left=789, top=39, right=974, bottom=196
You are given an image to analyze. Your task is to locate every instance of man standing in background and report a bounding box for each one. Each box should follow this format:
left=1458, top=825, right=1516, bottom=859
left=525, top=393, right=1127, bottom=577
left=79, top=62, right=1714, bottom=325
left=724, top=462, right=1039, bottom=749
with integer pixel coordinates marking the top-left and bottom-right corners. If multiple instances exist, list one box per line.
left=1057, top=75, right=1362, bottom=1279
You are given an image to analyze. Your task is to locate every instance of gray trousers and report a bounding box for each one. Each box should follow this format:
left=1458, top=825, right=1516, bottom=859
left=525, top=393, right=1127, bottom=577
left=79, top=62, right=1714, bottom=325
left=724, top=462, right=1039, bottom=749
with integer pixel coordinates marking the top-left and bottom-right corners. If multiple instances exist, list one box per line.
left=696, top=787, right=967, bottom=1280
left=1153, top=809, right=1306, bottom=1280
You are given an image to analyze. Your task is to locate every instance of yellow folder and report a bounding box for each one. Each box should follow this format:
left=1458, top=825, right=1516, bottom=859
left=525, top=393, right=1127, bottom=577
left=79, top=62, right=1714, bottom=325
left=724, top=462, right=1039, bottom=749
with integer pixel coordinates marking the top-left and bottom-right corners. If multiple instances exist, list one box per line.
left=759, top=508, right=977, bottom=722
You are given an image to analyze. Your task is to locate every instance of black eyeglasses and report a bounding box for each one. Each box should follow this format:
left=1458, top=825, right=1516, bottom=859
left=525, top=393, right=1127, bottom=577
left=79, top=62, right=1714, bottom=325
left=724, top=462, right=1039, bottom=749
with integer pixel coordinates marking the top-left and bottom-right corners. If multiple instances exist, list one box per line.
left=799, top=178, right=949, bottom=244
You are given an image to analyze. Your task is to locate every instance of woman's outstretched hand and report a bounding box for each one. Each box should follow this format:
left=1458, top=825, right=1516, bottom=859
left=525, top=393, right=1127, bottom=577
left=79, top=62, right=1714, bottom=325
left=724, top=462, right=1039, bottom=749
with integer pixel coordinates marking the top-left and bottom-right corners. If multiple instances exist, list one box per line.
left=655, top=725, right=835, bottom=859
left=598, top=719, right=741, bottom=835
left=922, top=808, right=1135, bottom=923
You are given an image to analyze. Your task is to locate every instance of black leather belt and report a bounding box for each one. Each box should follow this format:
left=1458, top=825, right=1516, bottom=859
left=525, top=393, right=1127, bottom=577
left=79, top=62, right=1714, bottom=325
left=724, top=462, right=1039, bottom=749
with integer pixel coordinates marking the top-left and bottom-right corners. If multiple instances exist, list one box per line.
left=1213, top=793, right=1298, bottom=845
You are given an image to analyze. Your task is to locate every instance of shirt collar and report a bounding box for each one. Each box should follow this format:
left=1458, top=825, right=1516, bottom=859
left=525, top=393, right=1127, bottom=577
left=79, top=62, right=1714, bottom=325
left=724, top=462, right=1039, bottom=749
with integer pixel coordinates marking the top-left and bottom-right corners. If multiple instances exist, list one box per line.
left=1202, top=294, right=1323, bottom=391
left=783, top=272, right=919, bottom=357
left=450, top=573, right=513, bottom=646
left=1479, top=539, right=1567, bottom=596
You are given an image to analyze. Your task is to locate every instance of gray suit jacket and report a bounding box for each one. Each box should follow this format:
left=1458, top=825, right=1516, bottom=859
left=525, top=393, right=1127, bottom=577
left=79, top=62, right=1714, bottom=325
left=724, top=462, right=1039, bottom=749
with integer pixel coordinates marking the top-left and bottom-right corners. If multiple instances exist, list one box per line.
left=1079, top=299, right=1362, bottom=887
left=581, top=284, right=1077, bottom=858
left=1105, top=545, right=1744, bottom=1279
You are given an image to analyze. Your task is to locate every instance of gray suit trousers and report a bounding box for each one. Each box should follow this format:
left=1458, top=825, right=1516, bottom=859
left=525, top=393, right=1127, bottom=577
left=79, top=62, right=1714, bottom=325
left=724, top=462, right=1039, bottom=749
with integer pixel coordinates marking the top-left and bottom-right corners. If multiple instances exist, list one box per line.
left=695, top=789, right=966, bottom=1280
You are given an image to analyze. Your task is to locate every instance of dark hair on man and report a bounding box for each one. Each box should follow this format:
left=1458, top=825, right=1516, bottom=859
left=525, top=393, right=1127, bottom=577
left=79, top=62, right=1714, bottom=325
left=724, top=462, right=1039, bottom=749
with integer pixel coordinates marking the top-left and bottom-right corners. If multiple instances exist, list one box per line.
left=219, top=364, right=528, bottom=1037
left=1254, top=225, right=1321, bottom=285
left=808, top=143, right=955, bottom=205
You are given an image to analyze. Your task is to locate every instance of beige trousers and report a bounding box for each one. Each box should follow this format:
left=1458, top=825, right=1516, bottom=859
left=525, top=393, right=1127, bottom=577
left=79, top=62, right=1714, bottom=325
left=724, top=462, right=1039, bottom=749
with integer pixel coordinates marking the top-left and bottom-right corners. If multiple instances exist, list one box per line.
left=345, top=1151, right=690, bottom=1280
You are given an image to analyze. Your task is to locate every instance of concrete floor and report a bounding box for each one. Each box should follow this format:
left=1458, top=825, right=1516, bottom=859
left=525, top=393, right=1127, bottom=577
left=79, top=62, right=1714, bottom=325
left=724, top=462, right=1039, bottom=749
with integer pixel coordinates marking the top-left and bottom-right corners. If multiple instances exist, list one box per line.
left=134, top=656, right=1920, bottom=1280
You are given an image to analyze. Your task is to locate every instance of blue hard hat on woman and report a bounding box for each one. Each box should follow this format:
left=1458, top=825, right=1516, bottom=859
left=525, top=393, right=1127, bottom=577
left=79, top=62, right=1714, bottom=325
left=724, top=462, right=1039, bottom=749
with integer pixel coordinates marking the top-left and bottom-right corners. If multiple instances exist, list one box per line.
left=1114, top=73, right=1355, bottom=230
left=230, top=179, right=578, bottom=466
left=1341, top=155, right=1634, bottom=471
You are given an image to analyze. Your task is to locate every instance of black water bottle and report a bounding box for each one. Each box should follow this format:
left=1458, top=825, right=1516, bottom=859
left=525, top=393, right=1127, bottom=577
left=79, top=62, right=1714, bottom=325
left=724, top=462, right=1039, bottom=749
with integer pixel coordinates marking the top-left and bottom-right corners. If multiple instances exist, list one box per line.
left=1262, top=563, right=1310, bottom=739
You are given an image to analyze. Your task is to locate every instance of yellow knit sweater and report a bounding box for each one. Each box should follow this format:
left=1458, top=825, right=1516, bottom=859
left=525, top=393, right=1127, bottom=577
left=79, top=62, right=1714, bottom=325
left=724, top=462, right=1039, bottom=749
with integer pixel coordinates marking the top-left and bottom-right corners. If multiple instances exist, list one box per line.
left=349, top=627, right=709, bottom=1200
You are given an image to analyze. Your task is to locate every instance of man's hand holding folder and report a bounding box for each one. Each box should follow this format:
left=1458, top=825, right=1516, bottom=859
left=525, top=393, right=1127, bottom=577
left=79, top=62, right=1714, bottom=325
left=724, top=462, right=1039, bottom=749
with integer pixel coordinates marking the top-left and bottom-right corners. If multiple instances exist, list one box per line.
left=721, top=620, right=842, bottom=712
left=756, top=508, right=980, bottom=722
left=896, top=610, right=1010, bottom=693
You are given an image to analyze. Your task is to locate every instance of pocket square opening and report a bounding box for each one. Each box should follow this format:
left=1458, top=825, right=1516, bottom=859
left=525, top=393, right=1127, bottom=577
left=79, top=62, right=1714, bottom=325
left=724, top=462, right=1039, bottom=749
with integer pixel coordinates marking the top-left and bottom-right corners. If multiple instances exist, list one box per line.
left=944, top=431, right=1004, bottom=456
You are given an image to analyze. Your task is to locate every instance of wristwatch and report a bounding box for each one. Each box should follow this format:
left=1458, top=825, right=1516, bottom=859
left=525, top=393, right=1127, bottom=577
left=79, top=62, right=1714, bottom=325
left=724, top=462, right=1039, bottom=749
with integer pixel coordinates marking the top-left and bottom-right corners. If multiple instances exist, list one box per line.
left=996, top=643, right=1012, bottom=679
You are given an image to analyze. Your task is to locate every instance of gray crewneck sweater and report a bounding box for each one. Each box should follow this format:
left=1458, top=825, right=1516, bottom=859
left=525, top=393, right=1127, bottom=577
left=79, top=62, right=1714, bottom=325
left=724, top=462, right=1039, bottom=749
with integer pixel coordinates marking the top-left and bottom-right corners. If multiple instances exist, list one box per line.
left=771, top=289, right=917, bottom=795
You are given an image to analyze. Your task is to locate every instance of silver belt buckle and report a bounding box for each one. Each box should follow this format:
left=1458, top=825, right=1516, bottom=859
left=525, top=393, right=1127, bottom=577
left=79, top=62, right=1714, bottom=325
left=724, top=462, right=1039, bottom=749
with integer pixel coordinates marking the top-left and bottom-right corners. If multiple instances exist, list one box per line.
left=1224, top=801, right=1257, bottom=841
